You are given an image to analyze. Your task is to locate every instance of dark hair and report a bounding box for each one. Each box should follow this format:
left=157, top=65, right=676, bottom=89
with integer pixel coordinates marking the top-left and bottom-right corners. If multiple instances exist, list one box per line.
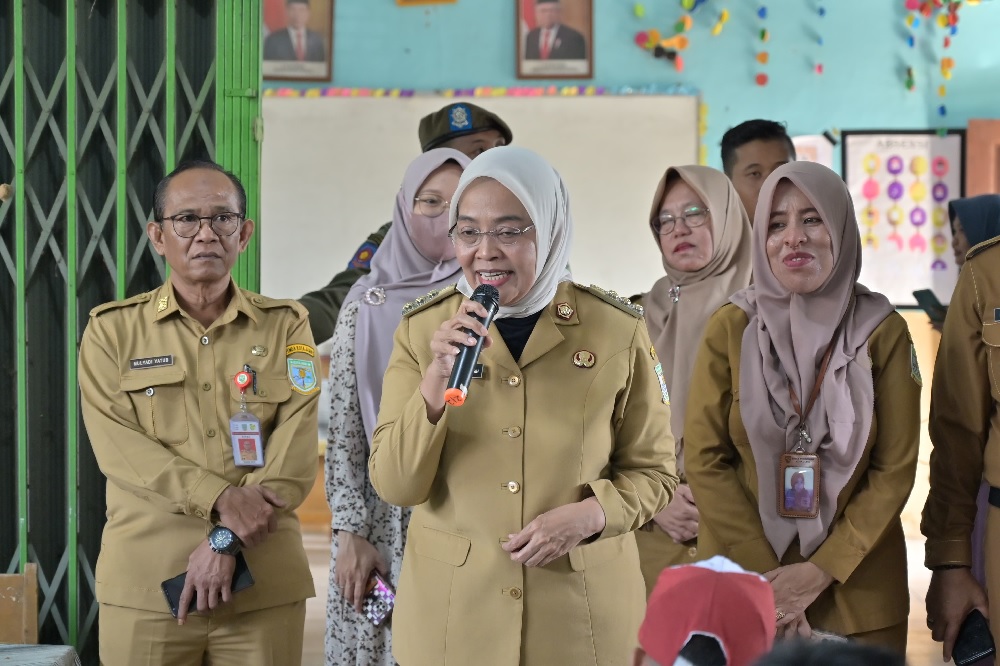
left=752, top=640, right=906, bottom=666
left=153, top=160, right=247, bottom=222
left=678, top=633, right=728, bottom=666
left=720, top=120, right=796, bottom=176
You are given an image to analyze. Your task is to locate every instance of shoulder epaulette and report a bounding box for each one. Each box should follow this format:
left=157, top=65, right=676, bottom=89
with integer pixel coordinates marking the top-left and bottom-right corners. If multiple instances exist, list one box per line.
left=402, top=284, right=458, bottom=317
left=579, top=283, right=644, bottom=318
left=967, top=236, right=1000, bottom=261
left=88, top=291, right=153, bottom=317
left=248, top=292, right=308, bottom=319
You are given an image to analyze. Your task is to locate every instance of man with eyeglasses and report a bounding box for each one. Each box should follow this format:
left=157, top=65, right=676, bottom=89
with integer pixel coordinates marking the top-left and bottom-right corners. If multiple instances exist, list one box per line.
left=299, top=102, right=513, bottom=344
left=79, top=160, right=319, bottom=665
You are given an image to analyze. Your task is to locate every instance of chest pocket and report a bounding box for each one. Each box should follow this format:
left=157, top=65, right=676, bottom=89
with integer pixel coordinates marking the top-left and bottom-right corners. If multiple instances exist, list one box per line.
left=983, top=321, right=1000, bottom=398
left=120, top=369, right=188, bottom=447
left=229, top=377, right=291, bottom=432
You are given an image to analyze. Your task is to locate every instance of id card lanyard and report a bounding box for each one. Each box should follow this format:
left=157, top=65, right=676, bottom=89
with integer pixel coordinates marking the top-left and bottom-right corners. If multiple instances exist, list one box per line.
left=777, top=340, right=835, bottom=519
left=231, top=367, right=265, bottom=467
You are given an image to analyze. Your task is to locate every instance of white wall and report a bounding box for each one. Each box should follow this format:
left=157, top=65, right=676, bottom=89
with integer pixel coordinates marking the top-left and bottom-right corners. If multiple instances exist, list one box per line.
left=260, top=95, right=699, bottom=301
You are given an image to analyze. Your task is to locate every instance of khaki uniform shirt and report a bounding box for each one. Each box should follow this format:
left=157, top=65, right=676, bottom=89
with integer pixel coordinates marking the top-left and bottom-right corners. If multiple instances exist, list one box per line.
left=79, top=279, right=319, bottom=613
left=685, top=304, right=920, bottom=637
left=369, top=282, right=678, bottom=666
left=924, top=239, right=1000, bottom=562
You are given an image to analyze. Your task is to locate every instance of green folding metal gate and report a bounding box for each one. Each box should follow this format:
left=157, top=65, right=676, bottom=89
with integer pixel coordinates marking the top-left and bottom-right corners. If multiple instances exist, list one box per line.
left=0, top=1, right=261, bottom=660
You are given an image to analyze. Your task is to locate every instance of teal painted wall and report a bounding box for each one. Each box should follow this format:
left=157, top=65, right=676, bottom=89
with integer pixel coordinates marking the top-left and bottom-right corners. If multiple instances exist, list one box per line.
left=265, top=0, right=1000, bottom=169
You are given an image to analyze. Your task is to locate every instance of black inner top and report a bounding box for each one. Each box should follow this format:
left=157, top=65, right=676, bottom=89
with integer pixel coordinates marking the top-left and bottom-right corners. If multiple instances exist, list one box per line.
left=494, top=310, right=544, bottom=362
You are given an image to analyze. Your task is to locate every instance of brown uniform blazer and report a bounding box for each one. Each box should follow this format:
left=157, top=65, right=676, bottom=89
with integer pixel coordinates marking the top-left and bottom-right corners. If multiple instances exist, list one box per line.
left=923, top=238, right=1000, bottom=566
left=79, top=280, right=318, bottom=613
left=684, top=303, right=920, bottom=637
left=369, top=281, right=677, bottom=666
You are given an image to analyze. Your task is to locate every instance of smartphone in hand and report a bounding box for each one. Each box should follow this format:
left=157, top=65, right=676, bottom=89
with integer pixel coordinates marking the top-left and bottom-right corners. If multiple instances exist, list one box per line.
left=161, top=552, right=254, bottom=618
left=362, top=571, right=395, bottom=627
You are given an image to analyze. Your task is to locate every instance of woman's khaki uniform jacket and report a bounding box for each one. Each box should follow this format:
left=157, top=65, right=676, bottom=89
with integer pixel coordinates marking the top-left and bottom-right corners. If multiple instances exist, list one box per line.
left=923, top=238, right=1000, bottom=640
left=685, top=304, right=920, bottom=638
left=369, top=282, right=678, bottom=666
left=78, top=279, right=319, bottom=614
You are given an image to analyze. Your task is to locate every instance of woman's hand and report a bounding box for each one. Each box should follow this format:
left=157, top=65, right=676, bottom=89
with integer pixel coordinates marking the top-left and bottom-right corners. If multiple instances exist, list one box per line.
left=779, top=614, right=813, bottom=641
left=502, top=497, right=606, bottom=568
left=651, top=483, right=700, bottom=543
left=926, top=567, right=989, bottom=662
left=420, top=298, right=494, bottom=423
left=335, top=531, right=388, bottom=613
left=765, top=562, right=834, bottom=631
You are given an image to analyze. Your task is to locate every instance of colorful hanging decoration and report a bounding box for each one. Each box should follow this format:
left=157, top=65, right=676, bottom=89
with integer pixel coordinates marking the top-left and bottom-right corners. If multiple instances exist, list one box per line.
left=815, top=4, right=826, bottom=74
left=711, top=9, right=730, bottom=36
left=756, top=5, right=769, bottom=85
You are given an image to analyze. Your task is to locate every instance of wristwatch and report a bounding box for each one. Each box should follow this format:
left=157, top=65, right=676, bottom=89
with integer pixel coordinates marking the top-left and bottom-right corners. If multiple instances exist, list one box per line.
left=208, top=525, right=242, bottom=556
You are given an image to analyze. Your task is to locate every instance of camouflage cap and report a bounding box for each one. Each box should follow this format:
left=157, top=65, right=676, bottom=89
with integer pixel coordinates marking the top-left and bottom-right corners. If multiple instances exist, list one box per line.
left=418, top=103, right=513, bottom=152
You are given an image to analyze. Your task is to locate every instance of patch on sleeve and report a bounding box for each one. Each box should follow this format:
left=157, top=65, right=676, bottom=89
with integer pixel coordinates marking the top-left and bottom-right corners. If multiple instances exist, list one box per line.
left=348, top=240, right=379, bottom=270
left=286, top=343, right=316, bottom=357
left=653, top=362, right=670, bottom=405
left=287, top=358, right=319, bottom=394
left=910, top=344, right=922, bottom=387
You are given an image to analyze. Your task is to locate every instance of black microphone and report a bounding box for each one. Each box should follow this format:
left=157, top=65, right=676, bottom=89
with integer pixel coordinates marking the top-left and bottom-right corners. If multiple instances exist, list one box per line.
left=444, top=285, right=500, bottom=407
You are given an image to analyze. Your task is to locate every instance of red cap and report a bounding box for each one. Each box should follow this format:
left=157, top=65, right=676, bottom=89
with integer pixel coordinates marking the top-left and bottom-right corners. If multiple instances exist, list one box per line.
left=444, top=387, right=467, bottom=406
left=638, top=556, right=775, bottom=666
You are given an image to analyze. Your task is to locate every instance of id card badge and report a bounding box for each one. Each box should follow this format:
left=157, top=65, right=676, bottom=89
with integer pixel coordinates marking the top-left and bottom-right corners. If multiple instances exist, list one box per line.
left=230, top=411, right=264, bottom=467
left=231, top=370, right=265, bottom=467
left=778, top=450, right=820, bottom=519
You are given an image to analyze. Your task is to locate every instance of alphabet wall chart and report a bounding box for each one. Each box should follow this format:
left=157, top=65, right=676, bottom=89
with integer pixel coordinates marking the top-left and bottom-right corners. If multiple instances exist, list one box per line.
left=842, top=130, right=965, bottom=306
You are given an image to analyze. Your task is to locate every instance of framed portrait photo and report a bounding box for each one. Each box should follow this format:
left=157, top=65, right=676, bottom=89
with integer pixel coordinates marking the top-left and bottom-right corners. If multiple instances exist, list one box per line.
left=263, top=0, right=334, bottom=82
left=517, top=0, right=593, bottom=79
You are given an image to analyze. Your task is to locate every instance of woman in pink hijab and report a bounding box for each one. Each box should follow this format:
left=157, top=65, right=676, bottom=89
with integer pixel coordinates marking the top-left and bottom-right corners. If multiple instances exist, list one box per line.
left=325, top=148, right=470, bottom=666
left=684, top=161, right=920, bottom=652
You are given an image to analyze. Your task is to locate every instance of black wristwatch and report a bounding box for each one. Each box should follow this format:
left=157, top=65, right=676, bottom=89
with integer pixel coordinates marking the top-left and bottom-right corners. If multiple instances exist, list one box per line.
left=208, top=525, right=242, bottom=556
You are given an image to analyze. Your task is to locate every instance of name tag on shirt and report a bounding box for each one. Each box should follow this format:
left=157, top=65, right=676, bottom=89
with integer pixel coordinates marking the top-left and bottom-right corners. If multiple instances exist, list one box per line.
left=230, top=412, right=265, bottom=467
left=129, top=355, right=174, bottom=369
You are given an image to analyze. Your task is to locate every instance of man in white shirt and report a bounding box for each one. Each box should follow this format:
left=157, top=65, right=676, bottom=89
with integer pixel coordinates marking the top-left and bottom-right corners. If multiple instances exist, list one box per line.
left=263, top=0, right=326, bottom=62
left=524, top=0, right=587, bottom=60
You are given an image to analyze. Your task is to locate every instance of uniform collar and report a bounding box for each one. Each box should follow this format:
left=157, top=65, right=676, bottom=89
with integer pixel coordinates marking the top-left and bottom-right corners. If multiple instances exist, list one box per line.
left=152, top=277, right=259, bottom=326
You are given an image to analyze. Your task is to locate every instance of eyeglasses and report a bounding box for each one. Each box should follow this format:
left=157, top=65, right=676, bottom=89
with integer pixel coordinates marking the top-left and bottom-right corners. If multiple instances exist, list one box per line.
left=161, top=212, right=244, bottom=238
left=651, top=206, right=710, bottom=235
left=449, top=224, right=536, bottom=247
left=413, top=195, right=450, bottom=218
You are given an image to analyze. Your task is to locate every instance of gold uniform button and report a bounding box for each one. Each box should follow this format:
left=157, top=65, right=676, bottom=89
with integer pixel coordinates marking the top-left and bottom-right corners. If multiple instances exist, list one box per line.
left=145, top=387, right=155, bottom=397
left=506, top=426, right=522, bottom=438
left=687, top=546, right=698, bottom=558
left=252, top=296, right=263, bottom=304
left=201, top=336, right=210, bottom=345
left=507, top=375, right=521, bottom=387
left=207, top=428, right=216, bottom=437
left=202, top=382, right=211, bottom=391
left=506, top=481, right=521, bottom=494
left=259, top=389, right=268, bottom=397
left=509, top=587, right=522, bottom=600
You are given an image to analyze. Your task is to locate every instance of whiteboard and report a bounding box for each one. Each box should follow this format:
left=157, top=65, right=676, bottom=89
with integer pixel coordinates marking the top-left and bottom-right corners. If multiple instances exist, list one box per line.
left=260, top=94, right=699, bottom=302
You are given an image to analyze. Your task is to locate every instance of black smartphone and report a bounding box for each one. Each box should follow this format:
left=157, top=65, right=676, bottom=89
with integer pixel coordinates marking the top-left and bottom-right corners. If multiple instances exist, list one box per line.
left=161, top=551, right=255, bottom=618
left=912, top=289, right=948, bottom=325
left=953, top=609, right=995, bottom=666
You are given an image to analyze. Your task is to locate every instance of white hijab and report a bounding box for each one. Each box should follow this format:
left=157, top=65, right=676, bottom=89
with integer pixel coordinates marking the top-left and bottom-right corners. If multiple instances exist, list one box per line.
left=448, top=146, right=573, bottom=318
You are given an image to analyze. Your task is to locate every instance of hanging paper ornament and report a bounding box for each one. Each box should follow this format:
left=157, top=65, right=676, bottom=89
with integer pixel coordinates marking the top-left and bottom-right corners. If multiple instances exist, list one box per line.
left=755, top=73, right=769, bottom=86
left=711, top=10, right=730, bottom=36
left=634, top=31, right=650, bottom=48
left=756, top=51, right=769, bottom=64
left=633, top=3, right=646, bottom=18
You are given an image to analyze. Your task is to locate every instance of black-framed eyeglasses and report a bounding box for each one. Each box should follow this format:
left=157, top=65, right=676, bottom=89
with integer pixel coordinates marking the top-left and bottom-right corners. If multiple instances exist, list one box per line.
left=448, top=224, right=535, bottom=247
left=160, top=212, right=244, bottom=238
left=413, top=196, right=450, bottom=218
left=651, top=206, right=710, bottom=235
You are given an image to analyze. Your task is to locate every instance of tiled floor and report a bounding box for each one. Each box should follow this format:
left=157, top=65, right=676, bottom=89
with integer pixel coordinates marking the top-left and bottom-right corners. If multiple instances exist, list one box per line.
left=300, top=312, right=958, bottom=666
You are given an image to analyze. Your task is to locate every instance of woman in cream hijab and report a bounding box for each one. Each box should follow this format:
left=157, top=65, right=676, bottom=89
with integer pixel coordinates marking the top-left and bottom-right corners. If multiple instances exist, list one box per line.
left=684, top=161, right=919, bottom=651
left=635, top=165, right=752, bottom=595
left=369, top=146, right=677, bottom=665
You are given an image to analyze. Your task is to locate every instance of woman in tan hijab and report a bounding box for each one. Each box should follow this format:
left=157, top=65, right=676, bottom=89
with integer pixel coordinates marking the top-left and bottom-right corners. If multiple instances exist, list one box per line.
left=635, top=165, right=752, bottom=595
left=684, top=161, right=920, bottom=651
